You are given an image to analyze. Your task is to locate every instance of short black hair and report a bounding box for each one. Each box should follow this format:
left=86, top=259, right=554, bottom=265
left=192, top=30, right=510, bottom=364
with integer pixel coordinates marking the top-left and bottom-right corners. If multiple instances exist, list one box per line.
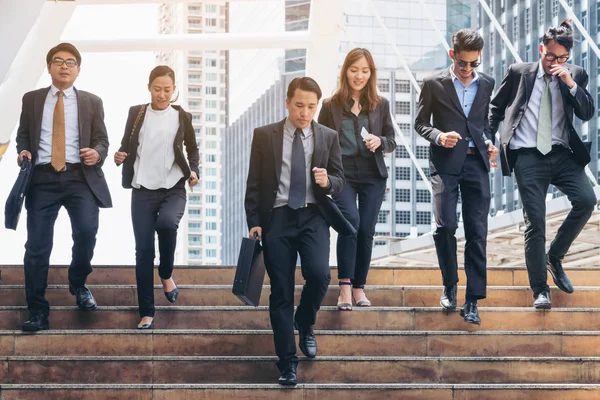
left=287, top=77, right=322, bottom=101
left=452, top=29, right=484, bottom=53
left=543, top=19, right=574, bottom=51
left=46, top=43, right=82, bottom=66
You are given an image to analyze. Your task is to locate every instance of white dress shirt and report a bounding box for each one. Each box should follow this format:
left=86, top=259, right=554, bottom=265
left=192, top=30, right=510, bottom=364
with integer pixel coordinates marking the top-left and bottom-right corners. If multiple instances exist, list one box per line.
left=131, top=105, right=184, bottom=190
left=37, top=85, right=80, bottom=165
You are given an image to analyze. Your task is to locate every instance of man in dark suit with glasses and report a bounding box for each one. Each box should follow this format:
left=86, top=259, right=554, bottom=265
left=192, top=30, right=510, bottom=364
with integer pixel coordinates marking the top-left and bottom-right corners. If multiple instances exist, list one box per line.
left=489, top=20, right=596, bottom=309
left=416, top=29, right=497, bottom=325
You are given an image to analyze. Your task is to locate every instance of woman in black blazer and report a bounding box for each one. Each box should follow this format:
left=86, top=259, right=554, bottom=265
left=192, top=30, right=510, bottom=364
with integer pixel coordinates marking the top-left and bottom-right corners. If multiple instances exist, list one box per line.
left=114, top=65, right=199, bottom=329
left=318, top=48, right=396, bottom=310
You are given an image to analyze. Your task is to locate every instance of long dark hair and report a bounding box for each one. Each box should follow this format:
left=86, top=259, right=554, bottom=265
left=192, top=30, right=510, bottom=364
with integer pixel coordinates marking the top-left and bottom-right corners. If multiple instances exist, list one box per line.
left=148, top=65, right=179, bottom=103
left=332, top=48, right=380, bottom=112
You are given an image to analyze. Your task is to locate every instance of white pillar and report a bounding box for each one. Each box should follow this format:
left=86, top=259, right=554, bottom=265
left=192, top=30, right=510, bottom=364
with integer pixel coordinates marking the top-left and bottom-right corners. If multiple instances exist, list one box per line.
left=0, top=1, right=75, bottom=158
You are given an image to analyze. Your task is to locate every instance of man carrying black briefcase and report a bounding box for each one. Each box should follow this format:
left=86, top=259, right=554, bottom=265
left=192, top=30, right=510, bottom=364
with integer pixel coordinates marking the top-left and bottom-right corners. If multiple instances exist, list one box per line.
left=244, top=77, right=350, bottom=386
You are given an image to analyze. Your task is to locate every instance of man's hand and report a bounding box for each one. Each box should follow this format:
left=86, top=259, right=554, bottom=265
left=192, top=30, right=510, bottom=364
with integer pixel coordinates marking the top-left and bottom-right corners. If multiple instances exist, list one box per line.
left=439, top=131, right=462, bottom=148
left=114, top=151, right=127, bottom=165
left=312, top=167, right=329, bottom=188
left=188, top=171, right=199, bottom=188
left=487, top=143, right=499, bottom=169
left=549, top=64, right=575, bottom=89
left=249, top=226, right=262, bottom=240
left=18, top=151, right=31, bottom=166
left=363, top=134, right=381, bottom=152
left=80, top=148, right=100, bottom=166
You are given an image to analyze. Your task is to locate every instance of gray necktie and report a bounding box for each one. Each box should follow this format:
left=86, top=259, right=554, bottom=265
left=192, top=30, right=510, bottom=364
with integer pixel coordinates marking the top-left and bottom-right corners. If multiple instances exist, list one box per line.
left=536, top=75, right=552, bottom=155
left=288, top=128, right=306, bottom=209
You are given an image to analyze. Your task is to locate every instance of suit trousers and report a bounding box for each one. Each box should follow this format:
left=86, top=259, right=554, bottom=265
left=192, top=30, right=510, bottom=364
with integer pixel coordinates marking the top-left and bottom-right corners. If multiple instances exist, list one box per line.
left=263, top=205, right=331, bottom=366
left=334, top=157, right=387, bottom=287
left=24, top=165, right=99, bottom=316
left=513, top=147, right=596, bottom=297
left=131, top=180, right=186, bottom=318
left=431, top=154, right=490, bottom=300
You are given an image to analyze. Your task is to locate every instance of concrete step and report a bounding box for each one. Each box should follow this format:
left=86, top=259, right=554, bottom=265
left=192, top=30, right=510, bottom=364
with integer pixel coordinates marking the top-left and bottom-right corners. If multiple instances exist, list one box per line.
left=1, top=383, right=599, bottom=400
left=2, top=265, right=600, bottom=286
left=2, top=356, right=600, bottom=384
left=1, top=330, right=599, bottom=358
left=0, top=284, right=597, bottom=308
left=1, top=306, right=600, bottom=331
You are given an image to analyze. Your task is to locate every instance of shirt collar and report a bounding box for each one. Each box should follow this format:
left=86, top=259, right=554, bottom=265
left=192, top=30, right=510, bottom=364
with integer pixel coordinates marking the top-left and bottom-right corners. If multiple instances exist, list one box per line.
left=285, top=117, right=312, bottom=138
left=51, top=85, right=75, bottom=97
left=449, top=65, right=479, bottom=85
left=537, top=60, right=555, bottom=81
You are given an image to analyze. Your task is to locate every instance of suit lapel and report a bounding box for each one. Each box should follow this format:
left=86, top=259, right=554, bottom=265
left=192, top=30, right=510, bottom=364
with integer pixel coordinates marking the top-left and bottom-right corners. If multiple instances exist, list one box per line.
left=524, top=63, right=538, bottom=105
left=368, top=108, right=378, bottom=136
left=271, top=119, right=285, bottom=183
left=331, top=101, right=343, bottom=133
left=470, top=74, right=489, bottom=112
left=33, top=87, right=51, bottom=149
left=311, top=121, right=324, bottom=169
left=74, top=87, right=84, bottom=146
left=441, top=70, right=466, bottom=117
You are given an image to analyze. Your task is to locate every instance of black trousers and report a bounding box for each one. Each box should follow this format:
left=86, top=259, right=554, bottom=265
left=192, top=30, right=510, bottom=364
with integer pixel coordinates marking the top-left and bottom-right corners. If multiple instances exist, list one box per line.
left=24, top=165, right=99, bottom=316
left=431, top=154, right=490, bottom=300
left=334, top=157, right=386, bottom=287
left=263, top=205, right=331, bottom=367
left=131, top=180, right=186, bottom=318
left=513, top=147, right=596, bottom=297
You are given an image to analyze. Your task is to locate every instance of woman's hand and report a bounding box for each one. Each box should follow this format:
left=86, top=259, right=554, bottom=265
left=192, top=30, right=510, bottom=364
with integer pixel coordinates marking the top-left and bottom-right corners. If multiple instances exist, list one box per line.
left=188, top=171, right=199, bottom=188
left=114, top=151, right=128, bottom=165
left=363, top=134, right=381, bottom=152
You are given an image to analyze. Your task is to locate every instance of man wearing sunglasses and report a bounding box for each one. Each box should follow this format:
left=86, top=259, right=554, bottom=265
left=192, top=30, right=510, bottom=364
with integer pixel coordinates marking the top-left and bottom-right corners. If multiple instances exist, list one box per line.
left=490, top=20, right=595, bottom=310
left=416, top=29, right=497, bottom=325
left=15, top=43, right=112, bottom=331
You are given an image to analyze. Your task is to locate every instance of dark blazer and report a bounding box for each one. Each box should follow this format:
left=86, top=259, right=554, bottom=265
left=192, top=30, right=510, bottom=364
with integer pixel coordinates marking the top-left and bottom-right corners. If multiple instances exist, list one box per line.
left=318, top=96, right=396, bottom=178
left=245, top=119, right=355, bottom=235
left=489, top=62, right=595, bottom=176
left=15, top=86, right=112, bottom=208
left=117, top=104, right=200, bottom=189
left=415, top=69, right=495, bottom=175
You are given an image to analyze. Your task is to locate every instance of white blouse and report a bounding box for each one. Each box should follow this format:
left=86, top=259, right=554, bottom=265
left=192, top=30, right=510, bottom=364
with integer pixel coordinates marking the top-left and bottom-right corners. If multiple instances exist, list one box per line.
left=131, top=105, right=184, bottom=190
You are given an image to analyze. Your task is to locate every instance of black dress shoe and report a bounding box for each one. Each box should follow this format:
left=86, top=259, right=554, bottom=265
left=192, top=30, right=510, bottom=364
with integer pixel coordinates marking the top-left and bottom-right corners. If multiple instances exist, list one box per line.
left=277, top=361, right=298, bottom=386
left=22, top=313, right=49, bottom=332
left=294, top=321, right=317, bottom=358
left=533, top=290, right=552, bottom=309
left=460, top=301, right=481, bottom=325
left=69, top=284, right=97, bottom=311
left=137, top=321, right=154, bottom=330
left=440, top=284, right=457, bottom=310
left=546, top=255, right=574, bottom=294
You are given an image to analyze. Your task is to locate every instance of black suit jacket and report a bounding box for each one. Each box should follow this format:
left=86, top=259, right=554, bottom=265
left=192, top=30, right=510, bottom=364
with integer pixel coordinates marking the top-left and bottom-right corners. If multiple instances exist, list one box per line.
left=245, top=119, right=355, bottom=235
left=117, top=104, right=200, bottom=188
left=415, top=69, right=495, bottom=175
left=15, top=86, right=112, bottom=208
left=489, top=62, right=595, bottom=176
left=318, top=96, right=396, bottom=178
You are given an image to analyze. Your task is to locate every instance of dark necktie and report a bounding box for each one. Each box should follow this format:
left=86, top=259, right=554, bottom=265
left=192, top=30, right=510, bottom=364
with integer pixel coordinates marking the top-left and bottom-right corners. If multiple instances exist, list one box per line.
left=288, top=128, right=306, bottom=209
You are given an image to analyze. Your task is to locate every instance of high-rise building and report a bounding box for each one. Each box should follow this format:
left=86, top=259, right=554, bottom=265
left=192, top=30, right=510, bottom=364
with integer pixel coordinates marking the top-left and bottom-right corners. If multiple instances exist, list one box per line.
left=221, top=0, right=449, bottom=263
left=477, top=0, right=599, bottom=215
left=158, top=2, right=229, bottom=265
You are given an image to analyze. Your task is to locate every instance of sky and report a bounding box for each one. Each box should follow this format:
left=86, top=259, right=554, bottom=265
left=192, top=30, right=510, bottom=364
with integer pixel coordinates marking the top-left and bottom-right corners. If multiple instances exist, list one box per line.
left=0, top=4, right=159, bottom=265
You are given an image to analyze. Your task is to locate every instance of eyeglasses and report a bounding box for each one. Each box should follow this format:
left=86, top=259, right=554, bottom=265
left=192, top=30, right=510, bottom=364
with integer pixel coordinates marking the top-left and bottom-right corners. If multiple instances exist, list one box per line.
left=455, top=58, right=481, bottom=68
left=51, top=57, right=78, bottom=68
left=543, top=52, right=569, bottom=63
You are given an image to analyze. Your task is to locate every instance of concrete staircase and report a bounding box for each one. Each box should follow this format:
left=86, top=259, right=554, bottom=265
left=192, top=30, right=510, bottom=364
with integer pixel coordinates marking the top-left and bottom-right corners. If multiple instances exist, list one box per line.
left=0, top=264, right=599, bottom=399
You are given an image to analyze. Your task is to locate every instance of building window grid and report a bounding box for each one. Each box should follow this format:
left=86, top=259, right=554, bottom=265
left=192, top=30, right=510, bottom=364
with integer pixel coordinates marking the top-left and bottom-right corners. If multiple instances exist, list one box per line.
left=395, top=167, right=411, bottom=180
left=552, top=0, right=559, bottom=17
left=395, top=211, right=411, bottom=224
left=377, top=210, right=389, bottom=224
left=395, top=147, right=409, bottom=158
left=377, top=79, right=390, bottom=92
left=416, top=211, right=431, bottom=225
left=416, top=146, right=429, bottom=159
left=416, top=189, right=431, bottom=203
left=396, top=80, right=411, bottom=93
left=415, top=167, right=430, bottom=181
left=395, top=189, right=410, bottom=202
left=525, top=8, right=531, bottom=34
left=395, top=101, right=411, bottom=115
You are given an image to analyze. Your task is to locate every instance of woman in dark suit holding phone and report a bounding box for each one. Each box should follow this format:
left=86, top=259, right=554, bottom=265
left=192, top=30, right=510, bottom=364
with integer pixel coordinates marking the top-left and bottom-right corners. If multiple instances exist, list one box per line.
left=318, top=48, right=396, bottom=310
left=114, top=65, right=199, bottom=329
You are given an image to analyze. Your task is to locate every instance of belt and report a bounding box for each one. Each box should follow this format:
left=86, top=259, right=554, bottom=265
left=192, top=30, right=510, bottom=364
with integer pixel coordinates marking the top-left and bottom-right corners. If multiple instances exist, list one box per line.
left=466, top=147, right=476, bottom=155
left=35, top=163, right=81, bottom=172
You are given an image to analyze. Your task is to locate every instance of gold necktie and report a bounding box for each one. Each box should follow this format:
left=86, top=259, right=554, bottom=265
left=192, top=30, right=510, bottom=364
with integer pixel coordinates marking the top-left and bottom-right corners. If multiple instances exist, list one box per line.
left=51, top=91, right=66, bottom=172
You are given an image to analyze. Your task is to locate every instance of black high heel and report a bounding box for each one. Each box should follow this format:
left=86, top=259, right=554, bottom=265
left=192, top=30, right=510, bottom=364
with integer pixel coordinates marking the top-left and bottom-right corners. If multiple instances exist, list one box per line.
left=137, top=318, right=154, bottom=330
left=162, top=277, right=178, bottom=303
left=337, top=281, right=353, bottom=311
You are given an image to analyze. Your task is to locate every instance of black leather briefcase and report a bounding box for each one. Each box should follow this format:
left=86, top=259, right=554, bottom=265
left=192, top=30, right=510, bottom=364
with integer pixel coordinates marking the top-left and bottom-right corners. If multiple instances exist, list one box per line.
left=232, top=236, right=266, bottom=306
left=5, top=158, right=32, bottom=230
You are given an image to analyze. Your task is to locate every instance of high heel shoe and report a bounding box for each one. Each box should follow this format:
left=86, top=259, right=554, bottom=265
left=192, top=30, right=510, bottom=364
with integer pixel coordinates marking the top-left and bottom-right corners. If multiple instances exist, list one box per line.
left=137, top=318, right=154, bottom=330
left=353, top=285, right=372, bottom=307
left=337, top=281, right=353, bottom=311
left=162, top=277, right=178, bottom=303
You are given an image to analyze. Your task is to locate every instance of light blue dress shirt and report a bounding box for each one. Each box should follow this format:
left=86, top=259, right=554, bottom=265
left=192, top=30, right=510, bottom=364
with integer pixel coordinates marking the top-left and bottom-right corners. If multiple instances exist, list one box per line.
left=37, top=85, right=80, bottom=165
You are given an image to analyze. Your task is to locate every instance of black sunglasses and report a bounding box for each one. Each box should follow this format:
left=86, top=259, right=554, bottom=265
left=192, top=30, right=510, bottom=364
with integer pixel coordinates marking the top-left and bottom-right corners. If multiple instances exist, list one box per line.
left=455, top=58, right=481, bottom=68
